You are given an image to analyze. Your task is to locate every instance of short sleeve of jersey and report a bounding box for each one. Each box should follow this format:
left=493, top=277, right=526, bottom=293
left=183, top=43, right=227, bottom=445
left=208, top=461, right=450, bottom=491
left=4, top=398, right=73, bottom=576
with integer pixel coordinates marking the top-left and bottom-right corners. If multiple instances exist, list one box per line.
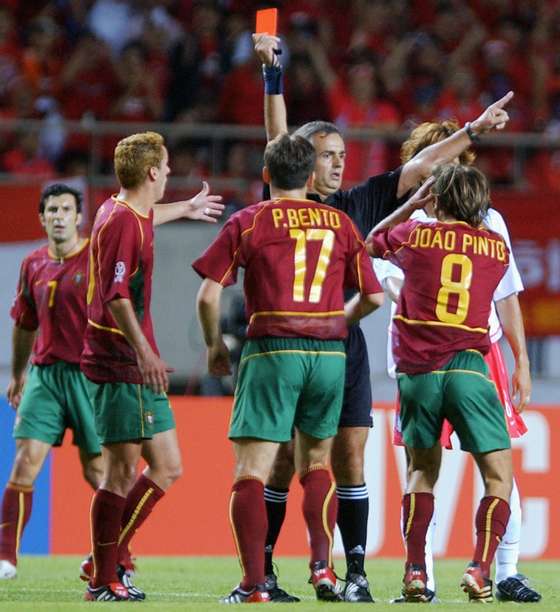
left=97, top=212, right=140, bottom=303
left=10, top=258, right=38, bottom=330
left=344, top=221, right=383, bottom=295
left=369, top=220, right=418, bottom=269
left=192, top=215, right=243, bottom=287
left=485, top=208, right=524, bottom=301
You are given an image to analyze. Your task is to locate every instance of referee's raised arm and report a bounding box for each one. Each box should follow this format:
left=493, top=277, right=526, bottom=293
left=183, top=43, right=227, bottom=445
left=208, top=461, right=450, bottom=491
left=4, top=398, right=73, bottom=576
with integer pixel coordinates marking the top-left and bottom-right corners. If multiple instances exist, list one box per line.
left=253, top=33, right=287, bottom=142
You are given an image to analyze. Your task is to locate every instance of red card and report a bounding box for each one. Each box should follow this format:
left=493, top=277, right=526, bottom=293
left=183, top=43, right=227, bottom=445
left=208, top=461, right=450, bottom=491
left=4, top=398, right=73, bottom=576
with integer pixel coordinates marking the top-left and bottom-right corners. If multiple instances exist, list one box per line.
left=256, top=8, right=278, bottom=35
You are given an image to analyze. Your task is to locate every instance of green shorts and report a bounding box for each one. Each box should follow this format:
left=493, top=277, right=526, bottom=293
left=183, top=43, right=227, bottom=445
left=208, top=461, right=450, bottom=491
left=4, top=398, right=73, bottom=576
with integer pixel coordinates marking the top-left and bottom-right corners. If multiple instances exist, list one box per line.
left=14, top=362, right=101, bottom=455
left=88, top=382, right=175, bottom=445
left=230, top=337, right=346, bottom=442
left=397, top=350, right=511, bottom=454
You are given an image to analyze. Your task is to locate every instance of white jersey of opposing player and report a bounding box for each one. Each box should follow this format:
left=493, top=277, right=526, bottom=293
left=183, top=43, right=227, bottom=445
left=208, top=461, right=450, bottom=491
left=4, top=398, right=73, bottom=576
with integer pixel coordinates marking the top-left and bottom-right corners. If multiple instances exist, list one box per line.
left=373, top=207, right=524, bottom=378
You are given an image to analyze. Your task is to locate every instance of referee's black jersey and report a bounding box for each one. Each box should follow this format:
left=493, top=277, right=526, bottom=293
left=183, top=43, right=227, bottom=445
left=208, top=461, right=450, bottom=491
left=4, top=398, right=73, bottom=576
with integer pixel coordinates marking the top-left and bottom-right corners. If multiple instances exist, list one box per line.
left=262, top=167, right=404, bottom=243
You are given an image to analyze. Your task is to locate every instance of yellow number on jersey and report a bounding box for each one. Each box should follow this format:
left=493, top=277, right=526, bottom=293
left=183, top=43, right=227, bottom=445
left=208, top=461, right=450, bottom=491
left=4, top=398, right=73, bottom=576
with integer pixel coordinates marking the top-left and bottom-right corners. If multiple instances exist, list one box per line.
left=435, top=254, right=473, bottom=325
left=289, top=228, right=335, bottom=303
left=47, top=280, right=58, bottom=308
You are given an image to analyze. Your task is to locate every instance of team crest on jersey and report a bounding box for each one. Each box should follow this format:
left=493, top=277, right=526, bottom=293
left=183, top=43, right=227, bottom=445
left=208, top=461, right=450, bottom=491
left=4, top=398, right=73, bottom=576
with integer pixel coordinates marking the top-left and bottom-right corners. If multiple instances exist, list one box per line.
left=73, top=272, right=84, bottom=285
left=114, top=261, right=126, bottom=283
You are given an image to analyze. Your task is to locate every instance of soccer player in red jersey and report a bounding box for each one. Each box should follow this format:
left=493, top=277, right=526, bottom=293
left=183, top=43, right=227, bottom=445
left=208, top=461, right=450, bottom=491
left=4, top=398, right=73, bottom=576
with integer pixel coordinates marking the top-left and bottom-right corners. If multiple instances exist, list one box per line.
left=252, top=33, right=514, bottom=603
left=0, top=184, right=103, bottom=580
left=193, top=134, right=384, bottom=603
left=367, top=166, right=513, bottom=603
left=80, top=131, right=223, bottom=602
left=375, top=121, right=540, bottom=603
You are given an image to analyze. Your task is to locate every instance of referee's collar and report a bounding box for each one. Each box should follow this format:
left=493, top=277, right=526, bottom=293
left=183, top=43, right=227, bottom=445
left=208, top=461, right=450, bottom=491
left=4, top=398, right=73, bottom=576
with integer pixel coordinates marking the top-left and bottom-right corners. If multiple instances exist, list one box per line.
left=305, top=192, right=335, bottom=204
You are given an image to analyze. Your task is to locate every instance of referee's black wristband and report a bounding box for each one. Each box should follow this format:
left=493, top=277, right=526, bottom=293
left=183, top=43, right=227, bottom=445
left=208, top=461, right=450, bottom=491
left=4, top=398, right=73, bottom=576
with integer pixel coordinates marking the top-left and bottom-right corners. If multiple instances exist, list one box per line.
left=464, top=122, right=480, bottom=144
left=262, top=64, right=283, bottom=95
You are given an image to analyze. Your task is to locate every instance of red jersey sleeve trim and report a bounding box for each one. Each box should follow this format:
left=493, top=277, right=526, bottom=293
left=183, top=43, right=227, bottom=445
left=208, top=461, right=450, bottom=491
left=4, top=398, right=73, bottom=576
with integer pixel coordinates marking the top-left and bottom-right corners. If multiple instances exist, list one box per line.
left=219, top=202, right=272, bottom=286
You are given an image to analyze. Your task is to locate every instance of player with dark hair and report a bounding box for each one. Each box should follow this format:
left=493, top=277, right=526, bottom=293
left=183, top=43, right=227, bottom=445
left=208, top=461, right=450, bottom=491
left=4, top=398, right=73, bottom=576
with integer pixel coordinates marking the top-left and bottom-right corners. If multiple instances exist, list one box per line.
left=367, top=166, right=513, bottom=603
left=193, top=133, right=384, bottom=603
left=375, top=120, right=540, bottom=603
left=0, top=183, right=103, bottom=580
left=80, top=131, right=224, bottom=602
left=252, top=33, right=514, bottom=602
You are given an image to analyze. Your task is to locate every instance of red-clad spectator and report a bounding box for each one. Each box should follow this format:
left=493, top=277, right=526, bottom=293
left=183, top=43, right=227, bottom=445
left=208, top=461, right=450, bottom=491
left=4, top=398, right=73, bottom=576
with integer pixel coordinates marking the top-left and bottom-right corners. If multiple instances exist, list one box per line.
left=218, top=56, right=262, bottom=125
left=285, top=55, right=331, bottom=126
left=21, top=17, right=64, bottom=105
left=60, top=32, right=117, bottom=121
left=526, top=150, right=560, bottom=192
left=2, top=131, right=55, bottom=178
left=111, top=41, right=163, bottom=122
left=437, top=67, right=484, bottom=126
left=305, top=38, right=400, bottom=182
left=0, top=6, right=21, bottom=109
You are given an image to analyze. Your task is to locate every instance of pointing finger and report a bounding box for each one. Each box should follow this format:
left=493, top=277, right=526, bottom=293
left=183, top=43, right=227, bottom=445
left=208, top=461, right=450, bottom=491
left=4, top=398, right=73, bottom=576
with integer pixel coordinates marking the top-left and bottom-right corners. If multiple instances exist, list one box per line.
left=491, top=90, right=514, bottom=109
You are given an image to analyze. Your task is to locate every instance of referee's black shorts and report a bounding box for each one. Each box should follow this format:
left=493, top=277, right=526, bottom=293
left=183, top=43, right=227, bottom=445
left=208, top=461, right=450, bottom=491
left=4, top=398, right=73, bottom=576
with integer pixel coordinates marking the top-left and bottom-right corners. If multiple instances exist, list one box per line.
left=339, top=325, right=373, bottom=428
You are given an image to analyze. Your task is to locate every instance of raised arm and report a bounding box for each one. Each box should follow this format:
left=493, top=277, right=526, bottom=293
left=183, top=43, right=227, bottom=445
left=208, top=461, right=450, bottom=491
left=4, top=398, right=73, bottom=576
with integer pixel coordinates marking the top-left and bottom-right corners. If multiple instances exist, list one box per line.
left=397, top=91, right=514, bottom=198
left=253, top=34, right=288, bottom=141
left=153, top=181, right=224, bottom=226
left=366, top=178, right=435, bottom=256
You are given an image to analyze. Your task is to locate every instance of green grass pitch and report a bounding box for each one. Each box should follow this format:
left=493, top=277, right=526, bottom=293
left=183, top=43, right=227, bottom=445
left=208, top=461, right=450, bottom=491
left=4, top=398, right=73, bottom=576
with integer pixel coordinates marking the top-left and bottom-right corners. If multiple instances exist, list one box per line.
left=0, top=556, right=558, bottom=610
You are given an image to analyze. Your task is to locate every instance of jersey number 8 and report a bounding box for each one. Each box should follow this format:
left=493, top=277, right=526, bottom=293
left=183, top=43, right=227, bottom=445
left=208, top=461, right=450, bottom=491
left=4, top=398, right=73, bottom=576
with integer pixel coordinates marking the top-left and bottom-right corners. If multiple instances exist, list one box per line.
left=435, top=254, right=472, bottom=325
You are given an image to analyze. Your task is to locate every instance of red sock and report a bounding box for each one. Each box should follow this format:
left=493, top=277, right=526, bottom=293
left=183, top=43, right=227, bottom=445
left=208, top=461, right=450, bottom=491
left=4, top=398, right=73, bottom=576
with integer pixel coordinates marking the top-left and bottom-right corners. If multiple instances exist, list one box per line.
left=473, top=496, right=511, bottom=576
left=300, top=468, right=337, bottom=567
left=0, top=483, right=33, bottom=565
left=117, top=475, right=164, bottom=567
left=90, top=489, right=127, bottom=587
left=402, top=492, right=434, bottom=568
left=230, top=478, right=267, bottom=591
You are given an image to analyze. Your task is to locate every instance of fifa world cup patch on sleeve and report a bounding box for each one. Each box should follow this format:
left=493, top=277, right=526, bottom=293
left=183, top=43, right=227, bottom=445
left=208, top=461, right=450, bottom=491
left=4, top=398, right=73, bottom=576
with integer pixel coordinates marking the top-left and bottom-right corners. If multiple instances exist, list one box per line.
left=114, top=261, right=126, bottom=283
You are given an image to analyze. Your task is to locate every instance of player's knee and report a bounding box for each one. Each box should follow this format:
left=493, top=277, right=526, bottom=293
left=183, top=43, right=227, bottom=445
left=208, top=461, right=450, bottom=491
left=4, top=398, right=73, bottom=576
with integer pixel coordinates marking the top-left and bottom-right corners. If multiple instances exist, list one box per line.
left=82, top=461, right=104, bottom=490
left=267, top=449, right=295, bottom=489
left=11, top=448, right=43, bottom=485
left=331, top=446, right=364, bottom=484
left=103, top=462, right=138, bottom=495
left=166, top=459, right=183, bottom=484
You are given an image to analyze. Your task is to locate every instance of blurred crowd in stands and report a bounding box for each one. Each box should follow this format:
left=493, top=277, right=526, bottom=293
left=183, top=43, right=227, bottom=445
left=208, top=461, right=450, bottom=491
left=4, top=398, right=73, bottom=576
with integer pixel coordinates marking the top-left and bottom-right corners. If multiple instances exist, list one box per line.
left=1, top=0, right=559, bottom=191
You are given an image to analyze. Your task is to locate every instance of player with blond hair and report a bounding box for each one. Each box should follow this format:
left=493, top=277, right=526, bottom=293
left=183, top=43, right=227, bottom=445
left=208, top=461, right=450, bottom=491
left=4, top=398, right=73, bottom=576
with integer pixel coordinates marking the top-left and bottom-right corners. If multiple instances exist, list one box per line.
left=80, top=131, right=223, bottom=602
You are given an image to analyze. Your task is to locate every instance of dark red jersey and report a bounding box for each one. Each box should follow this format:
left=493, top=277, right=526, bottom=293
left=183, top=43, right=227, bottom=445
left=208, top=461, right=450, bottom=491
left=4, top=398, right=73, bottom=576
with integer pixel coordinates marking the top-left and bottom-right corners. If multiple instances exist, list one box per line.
left=193, top=198, right=381, bottom=340
left=370, top=220, right=509, bottom=374
left=10, top=240, right=89, bottom=365
left=81, top=197, right=158, bottom=384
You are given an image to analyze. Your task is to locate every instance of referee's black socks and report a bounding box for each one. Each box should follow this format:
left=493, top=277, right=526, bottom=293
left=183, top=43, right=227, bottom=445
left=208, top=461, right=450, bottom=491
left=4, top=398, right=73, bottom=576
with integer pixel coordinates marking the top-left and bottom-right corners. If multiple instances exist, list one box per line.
left=336, top=484, right=369, bottom=575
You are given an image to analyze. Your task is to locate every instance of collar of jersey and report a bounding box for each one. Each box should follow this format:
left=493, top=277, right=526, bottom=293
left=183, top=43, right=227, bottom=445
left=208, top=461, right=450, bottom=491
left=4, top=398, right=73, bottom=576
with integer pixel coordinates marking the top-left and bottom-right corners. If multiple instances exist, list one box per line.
left=112, top=195, right=151, bottom=219
left=48, top=237, right=89, bottom=261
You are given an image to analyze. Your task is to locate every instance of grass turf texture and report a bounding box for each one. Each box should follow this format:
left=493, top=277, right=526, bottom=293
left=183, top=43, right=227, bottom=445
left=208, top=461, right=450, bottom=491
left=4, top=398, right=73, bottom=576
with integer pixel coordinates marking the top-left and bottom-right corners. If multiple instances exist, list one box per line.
left=0, top=557, right=558, bottom=610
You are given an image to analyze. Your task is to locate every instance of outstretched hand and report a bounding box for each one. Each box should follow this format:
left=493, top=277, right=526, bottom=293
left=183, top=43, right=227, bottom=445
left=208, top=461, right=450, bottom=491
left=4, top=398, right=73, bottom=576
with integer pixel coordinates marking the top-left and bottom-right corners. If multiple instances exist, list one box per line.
left=253, top=33, right=281, bottom=67
left=186, top=181, right=225, bottom=223
left=472, top=91, right=514, bottom=133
